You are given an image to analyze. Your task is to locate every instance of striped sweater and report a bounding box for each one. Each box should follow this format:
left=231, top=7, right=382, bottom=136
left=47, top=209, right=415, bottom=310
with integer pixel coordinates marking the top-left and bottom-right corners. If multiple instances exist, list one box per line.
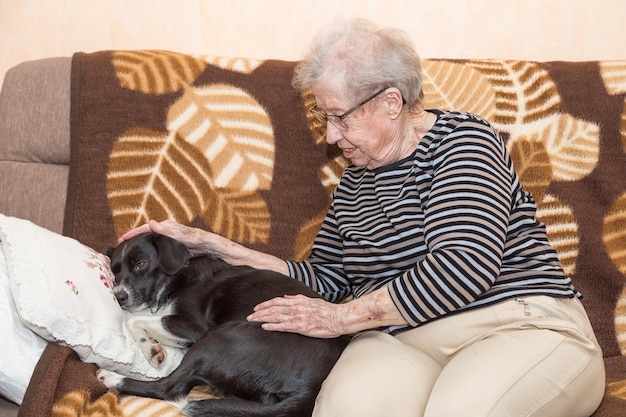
left=286, top=110, right=578, bottom=334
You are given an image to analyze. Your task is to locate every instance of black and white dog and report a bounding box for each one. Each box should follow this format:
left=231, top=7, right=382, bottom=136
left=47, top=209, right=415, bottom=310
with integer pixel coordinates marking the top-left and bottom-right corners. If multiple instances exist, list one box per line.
left=97, top=232, right=349, bottom=417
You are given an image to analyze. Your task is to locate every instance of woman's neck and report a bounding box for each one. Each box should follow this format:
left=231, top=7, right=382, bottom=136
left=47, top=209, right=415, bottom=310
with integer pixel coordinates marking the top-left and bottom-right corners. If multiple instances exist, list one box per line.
left=409, top=108, right=437, bottom=138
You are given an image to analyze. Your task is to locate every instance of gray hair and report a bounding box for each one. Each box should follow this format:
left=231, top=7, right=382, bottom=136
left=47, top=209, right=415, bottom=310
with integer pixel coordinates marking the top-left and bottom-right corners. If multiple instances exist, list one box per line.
left=292, top=19, right=424, bottom=108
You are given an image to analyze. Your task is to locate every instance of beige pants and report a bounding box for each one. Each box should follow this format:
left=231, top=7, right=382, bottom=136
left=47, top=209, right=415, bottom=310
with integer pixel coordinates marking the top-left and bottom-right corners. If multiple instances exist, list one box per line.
left=313, top=296, right=605, bottom=417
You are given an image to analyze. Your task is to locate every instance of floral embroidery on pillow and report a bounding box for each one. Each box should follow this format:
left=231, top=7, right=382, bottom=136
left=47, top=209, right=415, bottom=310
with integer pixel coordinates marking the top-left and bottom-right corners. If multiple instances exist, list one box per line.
left=64, top=250, right=114, bottom=298
left=86, top=250, right=115, bottom=288
left=65, top=280, right=79, bottom=295
left=84, top=249, right=116, bottom=300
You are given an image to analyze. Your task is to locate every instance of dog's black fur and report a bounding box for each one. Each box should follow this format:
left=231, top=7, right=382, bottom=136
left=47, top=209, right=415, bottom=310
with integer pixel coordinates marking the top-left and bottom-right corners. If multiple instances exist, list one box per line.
left=98, top=232, right=350, bottom=417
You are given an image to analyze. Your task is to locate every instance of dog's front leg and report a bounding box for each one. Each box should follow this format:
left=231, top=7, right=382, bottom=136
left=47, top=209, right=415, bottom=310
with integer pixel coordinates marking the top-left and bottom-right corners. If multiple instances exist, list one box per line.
left=126, top=314, right=189, bottom=369
left=96, top=368, right=125, bottom=388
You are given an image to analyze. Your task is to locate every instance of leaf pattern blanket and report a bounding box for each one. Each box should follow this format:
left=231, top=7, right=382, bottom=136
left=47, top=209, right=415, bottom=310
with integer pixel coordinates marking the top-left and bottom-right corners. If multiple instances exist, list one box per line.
left=20, top=50, right=626, bottom=416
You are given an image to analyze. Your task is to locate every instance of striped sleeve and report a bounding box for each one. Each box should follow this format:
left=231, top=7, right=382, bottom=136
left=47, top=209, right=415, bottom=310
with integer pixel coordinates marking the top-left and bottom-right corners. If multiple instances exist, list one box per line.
left=286, top=207, right=353, bottom=303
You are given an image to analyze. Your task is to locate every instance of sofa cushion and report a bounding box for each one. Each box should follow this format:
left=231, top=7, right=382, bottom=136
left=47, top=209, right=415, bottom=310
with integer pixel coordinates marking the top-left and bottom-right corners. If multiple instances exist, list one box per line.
left=0, top=57, right=72, bottom=235
left=0, top=57, right=71, bottom=165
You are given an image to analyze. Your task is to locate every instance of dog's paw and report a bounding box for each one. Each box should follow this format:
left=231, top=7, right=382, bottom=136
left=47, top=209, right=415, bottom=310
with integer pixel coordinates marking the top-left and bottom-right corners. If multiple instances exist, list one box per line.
left=96, top=369, right=124, bottom=388
left=140, top=336, right=166, bottom=369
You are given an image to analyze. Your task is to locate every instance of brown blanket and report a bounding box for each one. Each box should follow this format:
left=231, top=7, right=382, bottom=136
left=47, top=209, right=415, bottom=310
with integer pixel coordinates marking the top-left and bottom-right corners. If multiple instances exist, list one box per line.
left=63, top=50, right=336, bottom=260
left=65, top=51, right=626, bottom=355
left=19, top=343, right=107, bottom=417
left=20, top=50, right=626, bottom=416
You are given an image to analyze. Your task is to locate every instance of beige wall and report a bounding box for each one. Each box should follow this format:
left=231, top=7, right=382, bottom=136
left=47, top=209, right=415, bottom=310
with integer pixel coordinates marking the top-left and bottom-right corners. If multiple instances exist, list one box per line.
left=1, top=0, right=625, bottom=91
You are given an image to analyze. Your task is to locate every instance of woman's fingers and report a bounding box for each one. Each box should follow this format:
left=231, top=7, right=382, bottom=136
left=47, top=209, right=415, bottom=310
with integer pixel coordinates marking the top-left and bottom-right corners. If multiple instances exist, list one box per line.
left=119, top=220, right=189, bottom=244
left=118, top=223, right=152, bottom=243
left=248, top=295, right=343, bottom=338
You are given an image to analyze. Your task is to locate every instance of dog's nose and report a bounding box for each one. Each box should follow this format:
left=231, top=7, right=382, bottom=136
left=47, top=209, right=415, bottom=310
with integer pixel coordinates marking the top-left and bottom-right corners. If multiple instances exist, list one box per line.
left=114, top=288, right=129, bottom=307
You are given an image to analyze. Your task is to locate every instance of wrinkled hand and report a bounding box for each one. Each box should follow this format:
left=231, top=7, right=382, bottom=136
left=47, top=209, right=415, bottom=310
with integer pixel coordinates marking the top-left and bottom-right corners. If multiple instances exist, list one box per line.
left=119, top=219, right=187, bottom=243
left=119, top=220, right=215, bottom=253
left=119, top=220, right=288, bottom=273
left=247, top=294, right=345, bottom=338
left=119, top=222, right=152, bottom=243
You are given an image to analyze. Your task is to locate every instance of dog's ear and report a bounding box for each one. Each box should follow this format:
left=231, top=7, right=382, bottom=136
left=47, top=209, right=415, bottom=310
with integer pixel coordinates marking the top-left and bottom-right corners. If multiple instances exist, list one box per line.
left=106, top=247, right=115, bottom=258
left=153, top=234, right=190, bottom=275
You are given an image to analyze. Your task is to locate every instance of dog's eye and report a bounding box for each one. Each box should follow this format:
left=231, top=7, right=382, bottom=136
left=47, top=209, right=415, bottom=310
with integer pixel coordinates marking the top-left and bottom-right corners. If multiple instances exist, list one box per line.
left=133, top=260, right=148, bottom=272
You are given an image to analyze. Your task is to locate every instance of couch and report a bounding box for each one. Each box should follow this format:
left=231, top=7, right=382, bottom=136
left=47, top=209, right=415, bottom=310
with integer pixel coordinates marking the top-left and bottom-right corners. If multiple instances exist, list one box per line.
left=0, top=50, right=625, bottom=417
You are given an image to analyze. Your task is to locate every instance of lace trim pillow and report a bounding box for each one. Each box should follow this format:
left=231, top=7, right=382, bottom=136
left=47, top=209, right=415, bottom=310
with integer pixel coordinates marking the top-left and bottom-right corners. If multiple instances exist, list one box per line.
left=0, top=214, right=185, bottom=380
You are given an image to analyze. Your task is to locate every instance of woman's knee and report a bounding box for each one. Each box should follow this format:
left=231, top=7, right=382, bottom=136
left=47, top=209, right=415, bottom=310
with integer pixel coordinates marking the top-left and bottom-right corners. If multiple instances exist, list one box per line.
left=313, top=331, right=441, bottom=417
left=423, top=327, right=605, bottom=417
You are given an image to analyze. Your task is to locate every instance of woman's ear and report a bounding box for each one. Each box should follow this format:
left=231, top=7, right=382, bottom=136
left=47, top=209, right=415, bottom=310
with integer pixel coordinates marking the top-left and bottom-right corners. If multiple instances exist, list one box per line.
left=385, top=88, right=404, bottom=119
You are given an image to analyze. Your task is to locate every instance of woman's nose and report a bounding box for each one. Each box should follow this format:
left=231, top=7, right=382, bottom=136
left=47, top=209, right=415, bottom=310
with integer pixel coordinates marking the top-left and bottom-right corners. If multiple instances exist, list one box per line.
left=324, top=122, right=343, bottom=145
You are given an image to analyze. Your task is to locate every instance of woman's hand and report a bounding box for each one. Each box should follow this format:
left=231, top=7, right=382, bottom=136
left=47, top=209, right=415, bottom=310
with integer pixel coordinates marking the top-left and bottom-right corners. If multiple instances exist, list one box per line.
left=118, top=222, right=152, bottom=242
left=247, top=294, right=345, bottom=338
left=119, top=220, right=212, bottom=252
left=119, top=220, right=289, bottom=274
left=247, top=288, right=409, bottom=338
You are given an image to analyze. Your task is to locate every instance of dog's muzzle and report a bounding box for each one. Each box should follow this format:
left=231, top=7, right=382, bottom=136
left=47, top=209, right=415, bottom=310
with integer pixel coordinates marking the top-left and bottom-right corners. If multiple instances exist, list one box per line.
left=114, top=286, right=130, bottom=308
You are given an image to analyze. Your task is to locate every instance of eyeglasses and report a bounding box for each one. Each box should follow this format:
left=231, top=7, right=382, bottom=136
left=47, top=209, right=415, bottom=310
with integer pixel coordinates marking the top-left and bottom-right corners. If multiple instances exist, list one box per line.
left=309, top=87, right=388, bottom=131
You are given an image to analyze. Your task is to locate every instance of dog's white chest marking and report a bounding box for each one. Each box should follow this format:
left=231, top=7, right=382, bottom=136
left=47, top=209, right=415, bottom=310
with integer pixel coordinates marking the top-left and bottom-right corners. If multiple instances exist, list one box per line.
left=125, top=304, right=189, bottom=369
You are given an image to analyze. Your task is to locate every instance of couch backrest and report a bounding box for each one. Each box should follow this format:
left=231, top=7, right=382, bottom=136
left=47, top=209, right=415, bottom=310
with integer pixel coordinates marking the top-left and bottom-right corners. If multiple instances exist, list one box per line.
left=0, top=57, right=71, bottom=234
left=1, top=51, right=625, bottom=358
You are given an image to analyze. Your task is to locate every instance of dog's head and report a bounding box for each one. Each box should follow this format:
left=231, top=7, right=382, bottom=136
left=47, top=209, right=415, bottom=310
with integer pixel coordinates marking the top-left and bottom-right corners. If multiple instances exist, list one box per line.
left=107, top=232, right=190, bottom=312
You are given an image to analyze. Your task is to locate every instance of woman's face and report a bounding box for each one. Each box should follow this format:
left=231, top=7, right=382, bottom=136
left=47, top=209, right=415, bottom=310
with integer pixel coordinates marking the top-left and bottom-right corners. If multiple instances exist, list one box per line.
left=312, top=83, right=404, bottom=170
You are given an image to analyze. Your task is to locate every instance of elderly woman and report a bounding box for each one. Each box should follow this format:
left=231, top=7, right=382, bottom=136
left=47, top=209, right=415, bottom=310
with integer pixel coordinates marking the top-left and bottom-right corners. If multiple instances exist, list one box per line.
left=124, top=19, right=605, bottom=417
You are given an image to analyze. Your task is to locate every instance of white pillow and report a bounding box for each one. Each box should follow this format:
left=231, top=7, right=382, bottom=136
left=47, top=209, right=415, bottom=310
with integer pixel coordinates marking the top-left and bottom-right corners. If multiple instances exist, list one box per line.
left=0, top=214, right=185, bottom=383
left=0, top=240, right=47, bottom=404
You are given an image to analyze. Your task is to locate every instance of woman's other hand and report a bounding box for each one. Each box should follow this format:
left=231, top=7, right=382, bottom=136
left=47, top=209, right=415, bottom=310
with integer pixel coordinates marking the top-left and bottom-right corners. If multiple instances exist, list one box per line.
left=247, top=294, right=345, bottom=338
left=247, top=288, right=408, bottom=338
